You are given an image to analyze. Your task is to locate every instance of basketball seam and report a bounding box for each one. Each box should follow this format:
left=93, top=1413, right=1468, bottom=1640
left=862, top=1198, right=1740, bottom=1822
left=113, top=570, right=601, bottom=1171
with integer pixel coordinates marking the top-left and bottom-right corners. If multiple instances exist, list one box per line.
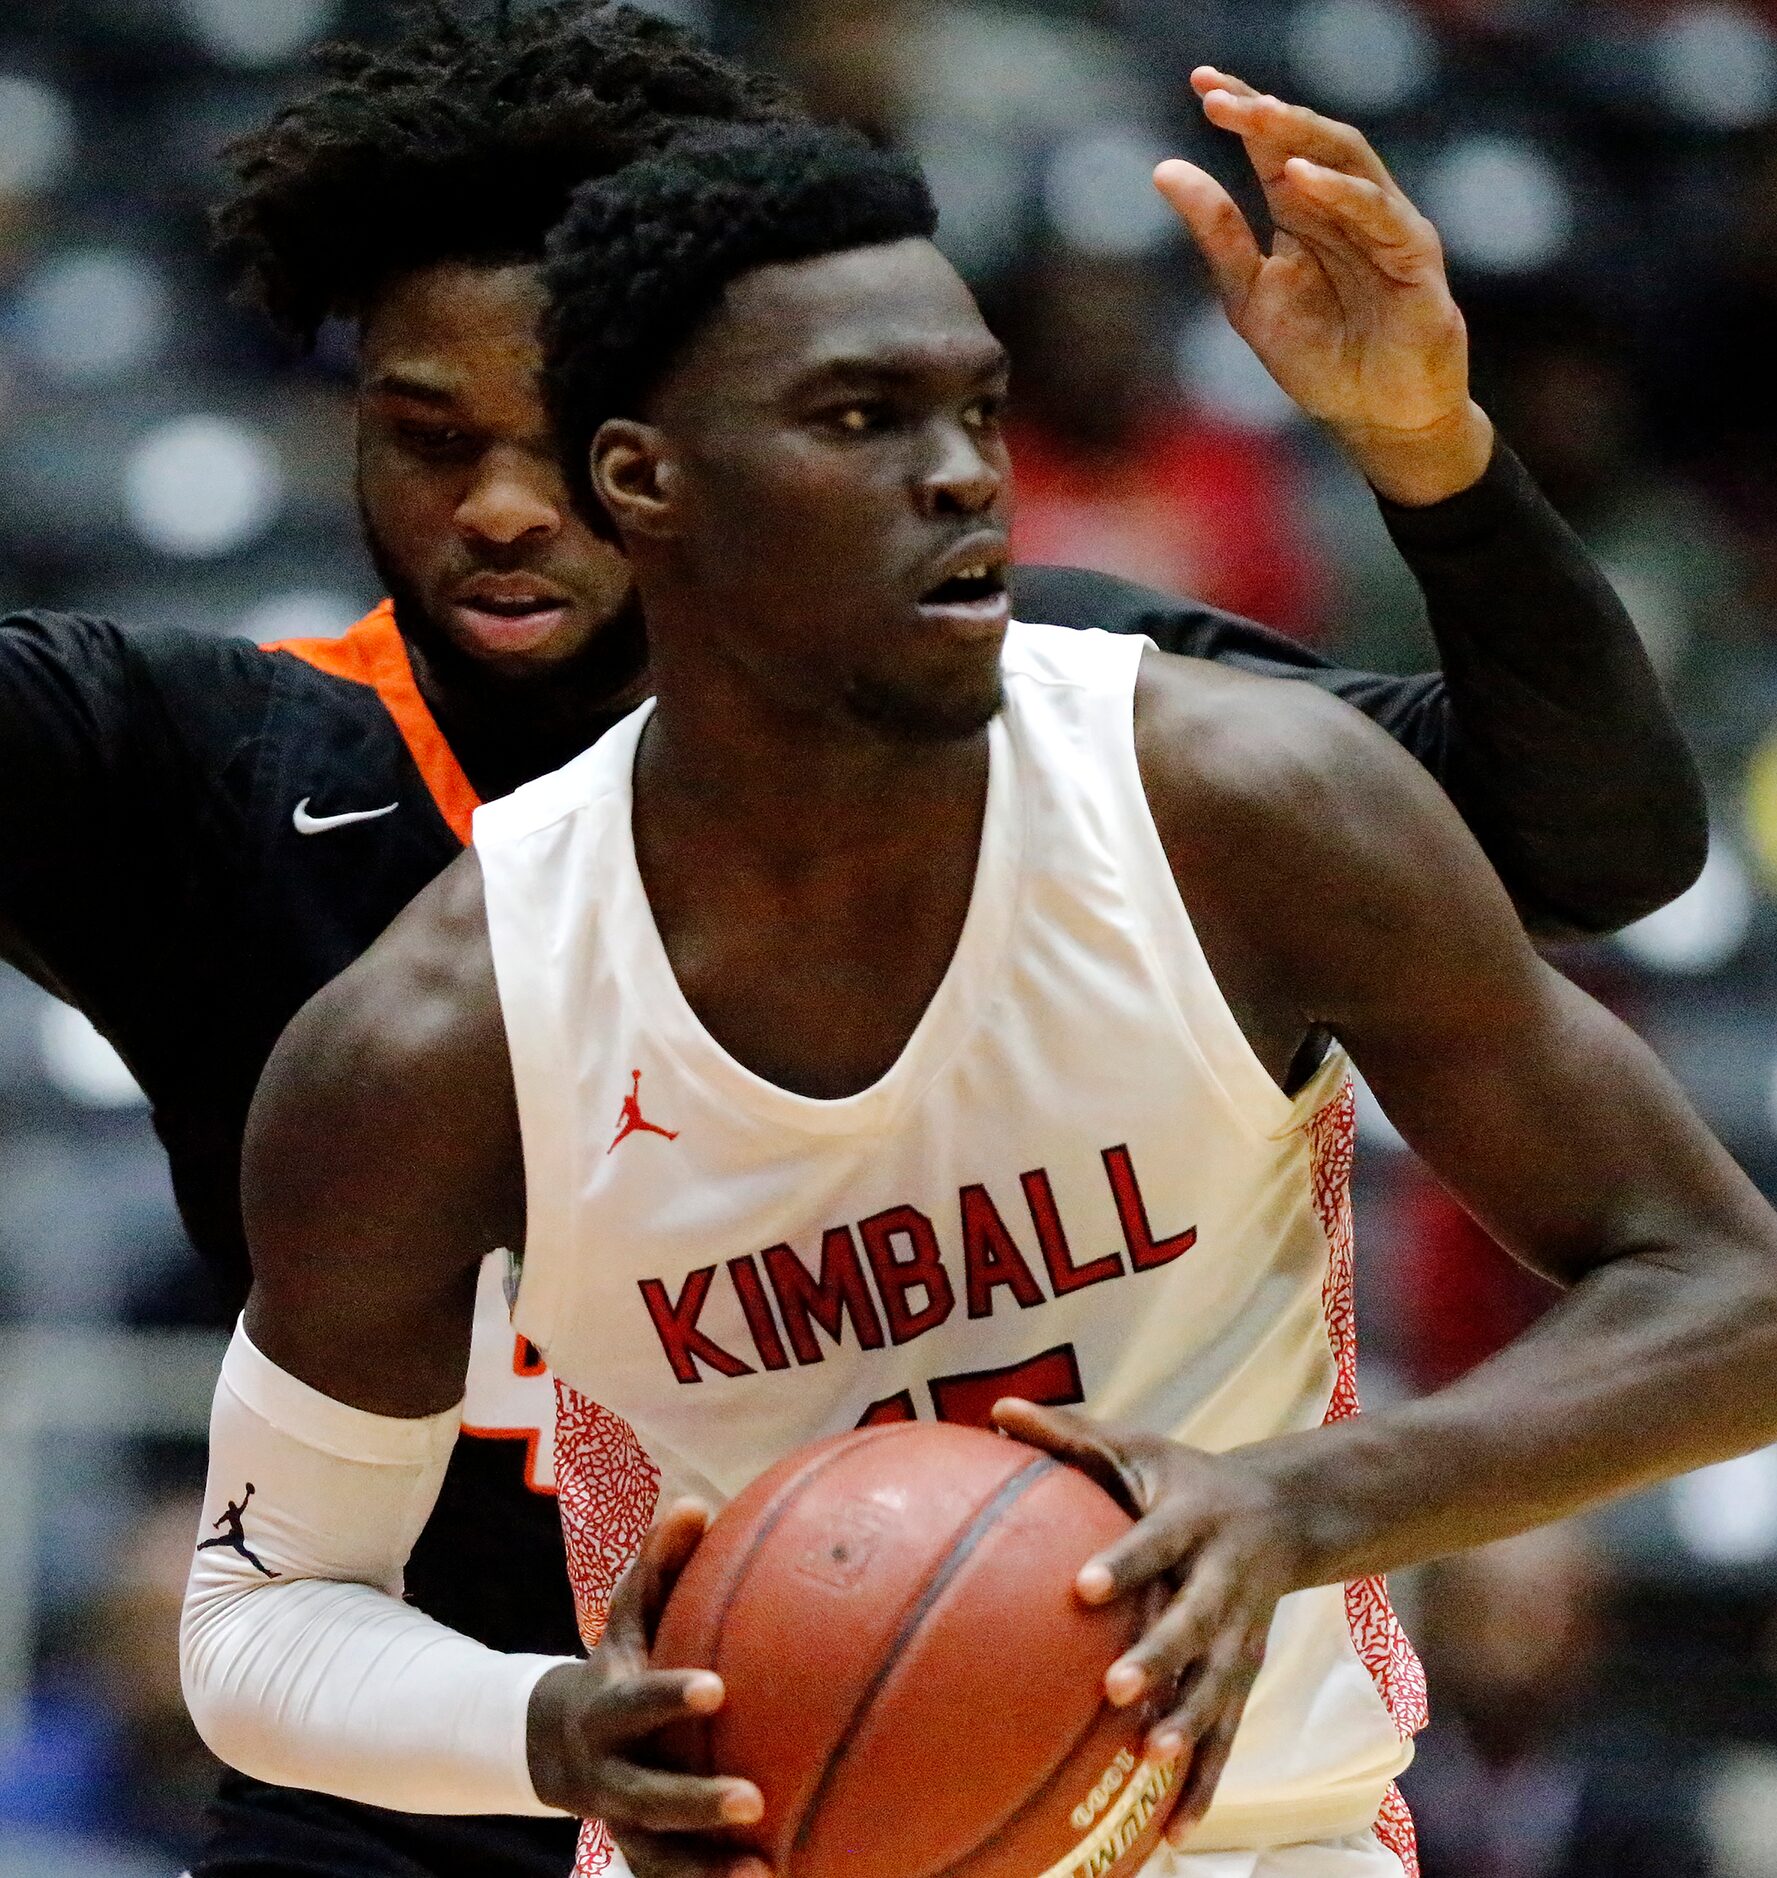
left=701, top=1429, right=900, bottom=1774
left=790, top=1453, right=1060, bottom=1867
left=925, top=1689, right=1134, bottom=1878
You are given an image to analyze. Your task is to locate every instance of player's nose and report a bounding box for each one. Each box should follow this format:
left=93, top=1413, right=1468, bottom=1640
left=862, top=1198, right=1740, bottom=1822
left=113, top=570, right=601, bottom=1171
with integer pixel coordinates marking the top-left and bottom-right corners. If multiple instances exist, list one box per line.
left=455, top=447, right=564, bottom=547
left=917, top=421, right=1003, bottom=519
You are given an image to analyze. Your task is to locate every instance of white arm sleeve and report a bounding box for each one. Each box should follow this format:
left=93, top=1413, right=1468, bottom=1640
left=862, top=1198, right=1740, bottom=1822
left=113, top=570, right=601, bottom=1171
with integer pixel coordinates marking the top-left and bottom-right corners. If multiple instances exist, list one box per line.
left=180, top=1320, right=575, bottom=1816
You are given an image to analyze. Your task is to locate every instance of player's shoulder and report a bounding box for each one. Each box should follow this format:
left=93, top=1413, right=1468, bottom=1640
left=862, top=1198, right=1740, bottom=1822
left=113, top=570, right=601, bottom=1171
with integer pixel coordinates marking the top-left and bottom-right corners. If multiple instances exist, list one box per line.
left=1010, top=564, right=1217, bottom=641
left=0, top=606, right=128, bottom=655
left=245, top=847, right=520, bottom=1324
left=0, top=606, right=278, bottom=721
left=280, top=848, right=497, bottom=1093
left=247, top=848, right=516, bottom=1250
left=1133, top=644, right=1453, bottom=880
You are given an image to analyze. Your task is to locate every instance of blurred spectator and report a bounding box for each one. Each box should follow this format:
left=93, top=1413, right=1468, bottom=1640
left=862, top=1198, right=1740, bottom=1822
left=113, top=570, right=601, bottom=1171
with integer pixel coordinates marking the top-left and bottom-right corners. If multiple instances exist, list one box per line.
left=1408, top=1523, right=1719, bottom=1877
left=1002, top=247, right=1325, bottom=634
left=0, top=1490, right=217, bottom=1874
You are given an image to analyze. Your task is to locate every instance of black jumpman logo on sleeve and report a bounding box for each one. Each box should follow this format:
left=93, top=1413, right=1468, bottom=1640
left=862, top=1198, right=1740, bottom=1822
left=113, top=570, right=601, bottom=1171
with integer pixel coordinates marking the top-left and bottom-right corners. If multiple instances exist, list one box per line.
left=195, top=1482, right=280, bottom=1579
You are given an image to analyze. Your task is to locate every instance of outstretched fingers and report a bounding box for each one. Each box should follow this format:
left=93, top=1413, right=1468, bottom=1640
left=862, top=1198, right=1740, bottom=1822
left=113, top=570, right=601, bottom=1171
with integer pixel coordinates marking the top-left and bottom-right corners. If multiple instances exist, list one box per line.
left=1153, top=159, right=1262, bottom=315
left=1193, top=71, right=1396, bottom=193
left=1280, top=158, right=1442, bottom=282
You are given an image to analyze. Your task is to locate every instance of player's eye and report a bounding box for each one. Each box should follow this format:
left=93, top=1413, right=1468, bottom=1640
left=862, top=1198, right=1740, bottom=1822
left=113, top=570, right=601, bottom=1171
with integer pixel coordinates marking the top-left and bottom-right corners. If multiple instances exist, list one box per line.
left=962, top=393, right=1007, bottom=431
left=397, top=422, right=474, bottom=459
left=830, top=402, right=888, bottom=436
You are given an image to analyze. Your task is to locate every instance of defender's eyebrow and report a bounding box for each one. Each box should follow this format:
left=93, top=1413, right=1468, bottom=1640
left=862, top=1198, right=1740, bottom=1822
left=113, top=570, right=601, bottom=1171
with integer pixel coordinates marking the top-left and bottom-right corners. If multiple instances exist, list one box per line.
left=364, top=369, right=465, bottom=408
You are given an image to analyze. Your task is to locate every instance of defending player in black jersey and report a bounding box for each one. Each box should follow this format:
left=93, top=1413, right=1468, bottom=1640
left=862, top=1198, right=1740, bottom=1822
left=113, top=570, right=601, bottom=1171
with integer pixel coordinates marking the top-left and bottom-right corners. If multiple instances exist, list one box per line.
left=2, top=6, right=1702, bottom=1877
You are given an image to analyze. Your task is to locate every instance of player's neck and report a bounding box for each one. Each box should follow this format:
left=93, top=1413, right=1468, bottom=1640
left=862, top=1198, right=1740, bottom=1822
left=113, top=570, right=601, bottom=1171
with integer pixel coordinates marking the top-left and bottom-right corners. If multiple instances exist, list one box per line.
left=638, top=650, right=990, bottom=868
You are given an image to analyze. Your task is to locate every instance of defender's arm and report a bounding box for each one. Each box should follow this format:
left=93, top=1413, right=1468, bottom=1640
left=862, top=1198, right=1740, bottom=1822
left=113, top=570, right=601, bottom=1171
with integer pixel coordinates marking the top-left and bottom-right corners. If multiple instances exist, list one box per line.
left=1131, top=69, right=1706, bottom=936
left=1015, top=429, right=1704, bottom=941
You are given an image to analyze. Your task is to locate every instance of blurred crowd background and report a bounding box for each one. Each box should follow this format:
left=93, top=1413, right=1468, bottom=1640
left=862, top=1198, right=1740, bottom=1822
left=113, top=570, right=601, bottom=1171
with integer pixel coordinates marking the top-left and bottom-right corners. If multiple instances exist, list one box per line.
left=4, top=0, right=1777, bottom=1872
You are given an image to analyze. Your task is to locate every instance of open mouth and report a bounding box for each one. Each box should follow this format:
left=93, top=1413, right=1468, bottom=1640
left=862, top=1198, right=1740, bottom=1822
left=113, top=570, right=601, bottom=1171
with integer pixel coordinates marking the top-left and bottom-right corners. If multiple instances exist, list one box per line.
left=470, top=594, right=563, bottom=620
left=450, top=588, right=573, bottom=655
left=919, top=563, right=1009, bottom=607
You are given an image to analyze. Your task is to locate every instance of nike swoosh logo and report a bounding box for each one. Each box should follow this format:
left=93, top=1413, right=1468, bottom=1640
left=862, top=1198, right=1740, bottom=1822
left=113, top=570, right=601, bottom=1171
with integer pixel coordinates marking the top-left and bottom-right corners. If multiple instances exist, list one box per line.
left=293, top=797, right=399, bottom=835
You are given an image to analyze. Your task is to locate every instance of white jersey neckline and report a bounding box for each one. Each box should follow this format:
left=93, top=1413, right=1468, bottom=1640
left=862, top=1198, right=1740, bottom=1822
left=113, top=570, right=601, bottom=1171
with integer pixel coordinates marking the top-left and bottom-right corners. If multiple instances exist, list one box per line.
left=603, top=695, right=1027, bottom=1137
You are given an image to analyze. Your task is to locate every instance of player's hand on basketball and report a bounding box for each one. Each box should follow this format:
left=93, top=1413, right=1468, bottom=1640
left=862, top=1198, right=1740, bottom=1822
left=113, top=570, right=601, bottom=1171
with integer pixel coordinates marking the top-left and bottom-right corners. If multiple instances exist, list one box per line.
left=992, top=1401, right=1302, bottom=1841
left=527, top=1499, right=770, bottom=1878
left=1157, top=66, right=1492, bottom=504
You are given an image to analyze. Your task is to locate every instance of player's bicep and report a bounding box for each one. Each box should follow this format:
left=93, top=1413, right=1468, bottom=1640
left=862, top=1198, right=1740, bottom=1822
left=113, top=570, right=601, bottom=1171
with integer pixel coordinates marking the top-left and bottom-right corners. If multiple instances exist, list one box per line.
left=1352, top=961, right=1768, bottom=1286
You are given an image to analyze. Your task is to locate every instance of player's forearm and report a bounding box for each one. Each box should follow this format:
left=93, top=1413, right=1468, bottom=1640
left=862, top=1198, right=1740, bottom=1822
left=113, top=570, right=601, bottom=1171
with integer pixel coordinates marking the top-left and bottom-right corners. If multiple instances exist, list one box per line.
left=181, top=1322, right=573, bottom=1815
left=1375, top=436, right=1706, bottom=936
left=1247, top=1234, right=1777, bottom=1588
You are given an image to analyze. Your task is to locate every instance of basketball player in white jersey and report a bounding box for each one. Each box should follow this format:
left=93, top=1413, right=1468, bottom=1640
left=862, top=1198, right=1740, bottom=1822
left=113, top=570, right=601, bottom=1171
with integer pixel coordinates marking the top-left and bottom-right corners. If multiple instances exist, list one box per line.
left=183, top=110, right=1777, bottom=1878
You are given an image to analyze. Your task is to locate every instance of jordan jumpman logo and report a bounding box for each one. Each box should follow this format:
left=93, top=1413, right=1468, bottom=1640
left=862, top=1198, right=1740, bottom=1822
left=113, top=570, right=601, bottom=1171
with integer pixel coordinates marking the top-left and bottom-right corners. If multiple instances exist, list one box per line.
left=195, top=1483, right=279, bottom=1579
left=609, top=1068, right=679, bottom=1154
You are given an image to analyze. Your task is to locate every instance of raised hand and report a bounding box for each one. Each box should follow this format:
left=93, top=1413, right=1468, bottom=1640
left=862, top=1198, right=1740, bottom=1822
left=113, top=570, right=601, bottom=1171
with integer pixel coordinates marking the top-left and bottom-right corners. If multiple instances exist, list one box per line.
left=1158, top=67, right=1493, bottom=505
left=526, top=1500, right=769, bottom=1878
left=992, top=1398, right=1304, bottom=1843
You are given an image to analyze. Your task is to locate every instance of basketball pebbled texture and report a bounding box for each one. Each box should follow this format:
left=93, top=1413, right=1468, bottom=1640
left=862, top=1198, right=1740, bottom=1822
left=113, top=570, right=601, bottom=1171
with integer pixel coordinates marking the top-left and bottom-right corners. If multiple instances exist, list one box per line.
left=651, top=1422, right=1182, bottom=1878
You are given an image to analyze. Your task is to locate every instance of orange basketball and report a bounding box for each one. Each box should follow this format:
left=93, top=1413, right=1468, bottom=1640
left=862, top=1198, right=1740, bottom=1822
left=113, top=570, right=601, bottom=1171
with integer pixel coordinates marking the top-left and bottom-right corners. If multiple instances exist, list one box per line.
left=650, top=1421, right=1183, bottom=1878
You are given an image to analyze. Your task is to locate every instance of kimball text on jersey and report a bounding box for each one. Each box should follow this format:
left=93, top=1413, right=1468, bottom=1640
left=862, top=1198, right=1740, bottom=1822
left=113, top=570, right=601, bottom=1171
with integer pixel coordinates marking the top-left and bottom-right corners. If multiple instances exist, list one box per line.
left=640, top=1143, right=1196, bottom=1385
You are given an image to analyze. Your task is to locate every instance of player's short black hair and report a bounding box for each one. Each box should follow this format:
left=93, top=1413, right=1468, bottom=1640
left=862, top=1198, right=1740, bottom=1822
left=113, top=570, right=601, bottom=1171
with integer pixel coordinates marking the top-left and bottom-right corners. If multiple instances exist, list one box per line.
left=212, top=0, right=800, bottom=348
left=542, top=119, right=937, bottom=521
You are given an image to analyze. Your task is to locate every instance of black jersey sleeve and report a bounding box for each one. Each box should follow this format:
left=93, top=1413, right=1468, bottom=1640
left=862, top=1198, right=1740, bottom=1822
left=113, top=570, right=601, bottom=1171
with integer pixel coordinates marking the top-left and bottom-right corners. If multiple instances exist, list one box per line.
left=1010, top=441, right=1706, bottom=938
left=0, top=612, right=159, bottom=996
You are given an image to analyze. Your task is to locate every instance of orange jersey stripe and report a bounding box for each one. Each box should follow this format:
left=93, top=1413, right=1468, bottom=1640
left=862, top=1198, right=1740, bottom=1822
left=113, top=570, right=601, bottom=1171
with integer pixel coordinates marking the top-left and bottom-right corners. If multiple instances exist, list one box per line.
left=268, top=601, right=482, bottom=845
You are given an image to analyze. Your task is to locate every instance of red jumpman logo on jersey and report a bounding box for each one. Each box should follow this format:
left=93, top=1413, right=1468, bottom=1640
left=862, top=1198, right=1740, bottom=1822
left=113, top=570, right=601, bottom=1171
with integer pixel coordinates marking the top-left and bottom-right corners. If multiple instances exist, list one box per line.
left=609, top=1069, right=679, bottom=1153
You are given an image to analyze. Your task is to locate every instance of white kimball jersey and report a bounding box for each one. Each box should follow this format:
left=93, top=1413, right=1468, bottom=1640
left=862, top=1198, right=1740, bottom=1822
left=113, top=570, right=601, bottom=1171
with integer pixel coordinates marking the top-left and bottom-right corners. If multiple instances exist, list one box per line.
left=473, top=623, right=1426, bottom=1866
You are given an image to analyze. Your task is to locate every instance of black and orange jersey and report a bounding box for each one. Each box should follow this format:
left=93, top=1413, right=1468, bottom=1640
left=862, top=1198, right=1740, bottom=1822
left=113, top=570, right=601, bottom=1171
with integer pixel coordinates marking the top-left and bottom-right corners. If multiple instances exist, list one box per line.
left=0, top=451, right=1703, bottom=1877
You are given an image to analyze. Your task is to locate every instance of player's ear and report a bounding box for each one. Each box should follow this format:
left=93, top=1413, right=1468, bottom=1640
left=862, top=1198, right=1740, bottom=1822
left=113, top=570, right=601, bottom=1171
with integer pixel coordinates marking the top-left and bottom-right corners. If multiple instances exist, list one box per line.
left=591, top=418, right=679, bottom=540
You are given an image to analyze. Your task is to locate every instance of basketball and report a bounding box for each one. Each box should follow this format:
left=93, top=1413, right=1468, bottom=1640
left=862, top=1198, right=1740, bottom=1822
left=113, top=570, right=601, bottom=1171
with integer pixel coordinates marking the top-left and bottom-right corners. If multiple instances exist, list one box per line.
left=650, top=1422, right=1182, bottom=1878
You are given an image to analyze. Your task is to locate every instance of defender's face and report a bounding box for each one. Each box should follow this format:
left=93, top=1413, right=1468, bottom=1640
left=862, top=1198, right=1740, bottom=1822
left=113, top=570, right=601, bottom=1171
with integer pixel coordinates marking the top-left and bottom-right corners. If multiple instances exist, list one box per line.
left=356, top=262, right=632, bottom=676
left=635, top=238, right=1013, bottom=741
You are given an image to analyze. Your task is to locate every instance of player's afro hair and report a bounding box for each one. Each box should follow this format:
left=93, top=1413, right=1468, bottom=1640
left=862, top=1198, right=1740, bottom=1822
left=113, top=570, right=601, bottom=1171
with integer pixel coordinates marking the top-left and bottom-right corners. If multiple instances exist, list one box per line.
left=212, top=0, right=801, bottom=348
left=542, top=119, right=938, bottom=521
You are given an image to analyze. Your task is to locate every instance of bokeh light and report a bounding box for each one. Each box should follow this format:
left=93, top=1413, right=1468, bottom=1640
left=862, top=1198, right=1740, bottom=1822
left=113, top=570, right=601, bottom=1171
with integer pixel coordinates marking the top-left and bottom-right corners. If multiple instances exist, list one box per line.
left=239, top=590, right=365, bottom=645
left=1043, top=129, right=1178, bottom=257
left=122, top=416, right=285, bottom=560
left=37, top=1005, right=145, bottom=1110
left=1652, top=2, right=1777, bottom=131
left=921, top=137, right=1026, bottom=277
left=1744, top=729, right=1777, bottom=894
left=1422, top=135, right=1574, bottom=274
left=1670, top=1447, right=1777, bottom=1563
left=1285, top=0, right=1436, bottom=115
left=1174, top=301, right=1300, bottom=431
left=1617, top=834, right=1755, bottom=976
left=17, top=251, right=170, bottom=385
left=176, top=0, right=340, bottom=68
left=0, top=73, right=75, bottom=196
